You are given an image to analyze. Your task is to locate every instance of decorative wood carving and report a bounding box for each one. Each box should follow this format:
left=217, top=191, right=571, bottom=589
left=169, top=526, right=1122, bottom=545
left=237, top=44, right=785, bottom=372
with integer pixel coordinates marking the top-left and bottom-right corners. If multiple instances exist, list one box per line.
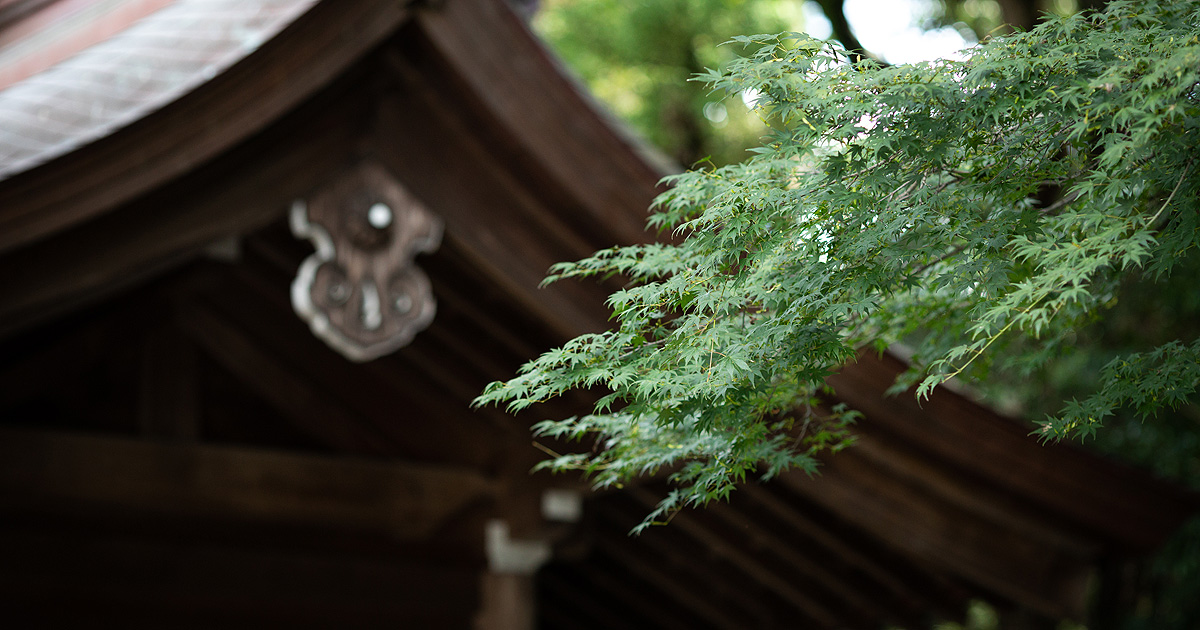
left=290, top=162, right=442, bottom=362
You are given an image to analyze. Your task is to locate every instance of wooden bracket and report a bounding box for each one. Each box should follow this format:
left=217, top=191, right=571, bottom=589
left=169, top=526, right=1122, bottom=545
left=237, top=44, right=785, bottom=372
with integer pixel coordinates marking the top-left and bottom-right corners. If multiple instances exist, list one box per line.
left=290, top=161, right=442, bottom=361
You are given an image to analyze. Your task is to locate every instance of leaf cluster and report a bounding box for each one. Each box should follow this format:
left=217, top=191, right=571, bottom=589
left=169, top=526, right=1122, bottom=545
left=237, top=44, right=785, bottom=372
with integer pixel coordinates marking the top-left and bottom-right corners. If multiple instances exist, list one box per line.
left=477, top=0, right=1200, bottom=529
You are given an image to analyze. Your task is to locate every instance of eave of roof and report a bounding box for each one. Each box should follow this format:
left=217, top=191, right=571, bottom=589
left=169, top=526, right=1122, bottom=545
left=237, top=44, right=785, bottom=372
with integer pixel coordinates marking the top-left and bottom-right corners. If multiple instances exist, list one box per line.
left=0, top=0, right=412, bottom=254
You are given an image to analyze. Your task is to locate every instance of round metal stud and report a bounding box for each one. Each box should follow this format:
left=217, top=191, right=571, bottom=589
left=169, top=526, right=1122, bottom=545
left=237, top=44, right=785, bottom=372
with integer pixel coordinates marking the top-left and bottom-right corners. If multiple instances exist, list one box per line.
left=367, top=202, right=393, bottom=229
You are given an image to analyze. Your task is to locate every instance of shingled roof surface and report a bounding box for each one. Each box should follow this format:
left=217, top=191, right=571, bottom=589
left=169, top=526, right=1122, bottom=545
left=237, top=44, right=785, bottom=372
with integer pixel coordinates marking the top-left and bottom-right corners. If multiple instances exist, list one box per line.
left=0, top=0, right=314, bottom=179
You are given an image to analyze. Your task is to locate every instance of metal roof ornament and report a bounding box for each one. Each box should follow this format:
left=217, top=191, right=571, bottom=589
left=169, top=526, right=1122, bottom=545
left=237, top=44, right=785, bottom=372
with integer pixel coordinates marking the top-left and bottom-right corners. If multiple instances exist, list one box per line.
left=290, top=161, right=442, bottom=362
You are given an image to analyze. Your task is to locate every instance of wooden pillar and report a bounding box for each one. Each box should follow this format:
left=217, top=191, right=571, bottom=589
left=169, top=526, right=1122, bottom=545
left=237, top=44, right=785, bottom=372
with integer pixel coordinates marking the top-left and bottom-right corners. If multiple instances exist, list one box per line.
left=474, top=520, right=551, bottom=630
left=477, top=572, right=538, bottom=630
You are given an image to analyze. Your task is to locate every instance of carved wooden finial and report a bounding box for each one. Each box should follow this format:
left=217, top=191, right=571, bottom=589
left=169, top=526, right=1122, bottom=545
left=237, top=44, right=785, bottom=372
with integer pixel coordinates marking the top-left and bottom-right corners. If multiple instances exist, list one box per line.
left=290, top=162, right=442, bottom=362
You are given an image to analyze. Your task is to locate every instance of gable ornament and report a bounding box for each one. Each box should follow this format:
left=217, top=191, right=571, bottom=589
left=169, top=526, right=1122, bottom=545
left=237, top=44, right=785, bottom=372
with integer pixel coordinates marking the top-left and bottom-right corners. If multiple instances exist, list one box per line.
left=290, top=162, right=442, bottom=362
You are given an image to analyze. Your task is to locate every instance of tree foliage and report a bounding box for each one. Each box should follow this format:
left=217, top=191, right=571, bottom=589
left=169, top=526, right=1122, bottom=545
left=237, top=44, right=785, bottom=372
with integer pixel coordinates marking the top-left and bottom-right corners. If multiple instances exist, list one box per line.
left=477, top=0, right=1200, bottom=530
left=533, top=0, right=805, bottom=166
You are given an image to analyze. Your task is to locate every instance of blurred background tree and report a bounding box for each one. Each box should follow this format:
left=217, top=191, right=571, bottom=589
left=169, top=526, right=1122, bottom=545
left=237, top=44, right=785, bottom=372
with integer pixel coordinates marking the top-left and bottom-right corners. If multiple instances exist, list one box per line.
left=533, top=0, right=807, bottom=167
left=531, top=0, right=1109, bottom=168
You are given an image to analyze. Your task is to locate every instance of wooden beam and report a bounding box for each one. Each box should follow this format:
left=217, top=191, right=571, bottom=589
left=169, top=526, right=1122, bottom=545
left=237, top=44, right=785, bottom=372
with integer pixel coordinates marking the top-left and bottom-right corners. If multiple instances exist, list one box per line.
left=828, top=353, right=1199, bottom=551
left=739, top=483, right=964, bottom=618
left=592, top=535, right=747, bottom=630
left=627, top=488, right=840, bottom=628
left=0, top=427, right=494, bottom=539
left=593, top=499, right=780, bottom=628
left=847, top=430, right=1099, bottom=559
left=565, top=559, right=696, bottom=630
left=778, top=452, right=1092, bottom=619
left=706, top=499, right=883, bottom=621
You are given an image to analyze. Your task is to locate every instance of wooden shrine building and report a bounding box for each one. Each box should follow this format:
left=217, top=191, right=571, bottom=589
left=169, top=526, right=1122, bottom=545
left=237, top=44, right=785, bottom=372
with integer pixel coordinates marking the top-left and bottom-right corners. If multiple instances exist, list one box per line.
left=0, top=0, right=1195, bottom=628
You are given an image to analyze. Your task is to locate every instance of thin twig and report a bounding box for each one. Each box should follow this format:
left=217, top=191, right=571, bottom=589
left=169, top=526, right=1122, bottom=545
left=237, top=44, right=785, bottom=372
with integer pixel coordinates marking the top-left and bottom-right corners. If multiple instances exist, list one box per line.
left=1146, top=160, right=1192, bottom=226
left=532, top=441, right=564, bottom=459
left=1039, top=190, right=1082, bottom=215
left=943, top=290, right=1052, bottom=382
left=912, top=244, right=967, bottom=276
